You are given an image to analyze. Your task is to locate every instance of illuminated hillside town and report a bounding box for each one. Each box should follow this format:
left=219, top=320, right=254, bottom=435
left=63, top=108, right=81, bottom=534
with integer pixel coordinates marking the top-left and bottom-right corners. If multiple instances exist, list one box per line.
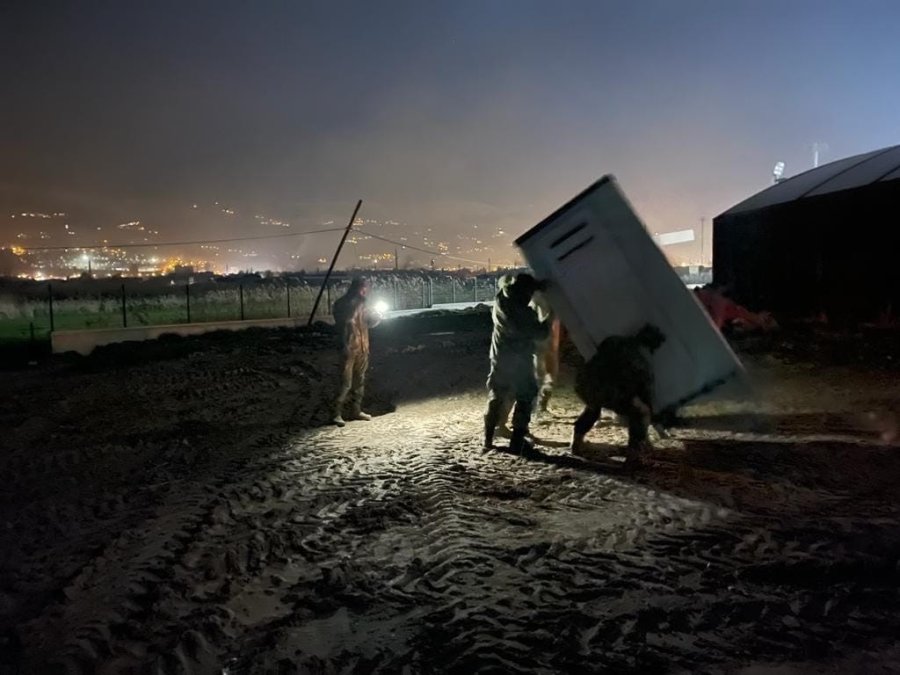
left=1, top=207, right=710, bottom=281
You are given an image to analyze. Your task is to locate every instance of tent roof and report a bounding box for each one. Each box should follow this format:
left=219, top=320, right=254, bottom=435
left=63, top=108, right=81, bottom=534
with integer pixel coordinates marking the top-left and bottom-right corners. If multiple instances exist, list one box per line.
left=719, top=144, right=900, bottom=218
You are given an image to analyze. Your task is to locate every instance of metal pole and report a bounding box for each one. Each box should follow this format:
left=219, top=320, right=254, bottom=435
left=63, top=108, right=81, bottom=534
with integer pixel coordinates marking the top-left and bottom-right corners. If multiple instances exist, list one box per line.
left=428, top=277, right=433, bottom=306
left=239, top=283, right=245, bottom=321
left=699, top=217, right=705, bottom=267
left=186, top=282, right=191, bottom=323
left=286, top=284, right=291, bottom=318
left=451, top=278, right=456, bottom=303
left=326, top=282, right=332, bottom=315
left=473, top=277, right=478, bottom=302
left=121, top=283, right=127, bottom=328
left=309, top=199, right=362, bottom=326
left=48, top=283, right=54, bottom=332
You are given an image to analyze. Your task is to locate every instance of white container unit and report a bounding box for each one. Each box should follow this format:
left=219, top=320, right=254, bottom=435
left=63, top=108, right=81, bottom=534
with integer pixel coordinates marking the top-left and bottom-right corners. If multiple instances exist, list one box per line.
left=515, top=176, right=745, bottom=417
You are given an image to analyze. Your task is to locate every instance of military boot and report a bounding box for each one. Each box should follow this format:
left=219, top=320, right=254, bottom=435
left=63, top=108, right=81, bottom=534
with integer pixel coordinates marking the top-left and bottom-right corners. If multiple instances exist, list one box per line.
left=483, top=417, right=495, bottom=450
left=538, top=387, right=552, bottom=414
left=509, top=428, right=533, bottom=455
left=625, top=440, right=650, bottom=470
left=570, top=431, right=586, bottom=456
left=484, top=399, right=505, bottom=449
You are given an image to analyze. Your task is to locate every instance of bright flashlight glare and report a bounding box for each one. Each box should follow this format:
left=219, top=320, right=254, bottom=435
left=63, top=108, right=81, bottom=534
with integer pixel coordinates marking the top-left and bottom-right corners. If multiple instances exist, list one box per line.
left=374, top=300, right=389, bottom=315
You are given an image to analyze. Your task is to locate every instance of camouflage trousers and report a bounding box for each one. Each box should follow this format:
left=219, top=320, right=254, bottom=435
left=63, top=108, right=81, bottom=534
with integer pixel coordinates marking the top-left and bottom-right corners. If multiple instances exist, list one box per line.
left=574, top=396, right=651, bottom=450
left=485, top=355, right=539, bottom=434
left=334, top=349, right=368, bottom=417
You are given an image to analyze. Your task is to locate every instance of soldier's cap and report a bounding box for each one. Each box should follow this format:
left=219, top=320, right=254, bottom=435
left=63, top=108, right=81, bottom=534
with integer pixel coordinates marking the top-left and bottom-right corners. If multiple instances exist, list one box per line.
left=509, top=273, right=547, bottom=295
left=635, top=323, right=666, bottom=350
left=348, top=276, right=370, bottom=291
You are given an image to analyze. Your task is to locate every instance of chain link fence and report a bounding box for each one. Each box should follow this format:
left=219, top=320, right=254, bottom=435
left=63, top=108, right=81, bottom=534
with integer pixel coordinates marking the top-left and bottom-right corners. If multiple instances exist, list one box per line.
left=0, top=273, right=503, bottom=345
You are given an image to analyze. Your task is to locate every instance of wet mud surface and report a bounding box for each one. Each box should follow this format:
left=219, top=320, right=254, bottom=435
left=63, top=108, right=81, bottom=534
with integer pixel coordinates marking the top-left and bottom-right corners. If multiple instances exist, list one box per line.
left=1, top=318, right=899, bottom=673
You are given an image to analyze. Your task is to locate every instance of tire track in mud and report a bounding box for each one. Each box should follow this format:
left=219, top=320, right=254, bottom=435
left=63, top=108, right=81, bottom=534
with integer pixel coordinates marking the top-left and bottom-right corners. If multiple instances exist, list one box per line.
left=6, top=332, right=900, bottom=673
left=218, top=419, right=709, bottom=670
left=217, top=407, right=900, bottom=674
left=13, top=398, right=900, bottom=673
left=6, top=335, right=340, bottom=673
left=17, top=424, right=297, bottom=673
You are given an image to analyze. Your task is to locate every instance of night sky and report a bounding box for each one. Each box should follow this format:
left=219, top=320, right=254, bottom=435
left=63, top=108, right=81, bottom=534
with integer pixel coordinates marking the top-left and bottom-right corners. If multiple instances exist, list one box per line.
left=3, top=0, right=900, bottom=267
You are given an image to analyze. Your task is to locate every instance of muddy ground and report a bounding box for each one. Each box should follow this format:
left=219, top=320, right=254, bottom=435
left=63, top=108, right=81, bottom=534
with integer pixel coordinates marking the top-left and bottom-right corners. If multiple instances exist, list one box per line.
left=1, top=312, right=899, bottom=674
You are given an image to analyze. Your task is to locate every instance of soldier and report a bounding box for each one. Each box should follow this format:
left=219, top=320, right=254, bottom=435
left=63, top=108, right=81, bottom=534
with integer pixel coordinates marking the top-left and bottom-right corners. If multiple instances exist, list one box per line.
left=493, top=283, right=560, bottom=439
left=332, top=277, right=383, bottom=427
left=571, top=323, right=666, bottom=467
left=484, top=273, right=551, bottom=453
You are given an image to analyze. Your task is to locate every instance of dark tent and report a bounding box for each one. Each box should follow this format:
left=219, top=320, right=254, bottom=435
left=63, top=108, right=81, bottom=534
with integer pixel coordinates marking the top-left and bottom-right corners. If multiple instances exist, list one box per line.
left=713, top=145, right=900, bottom=321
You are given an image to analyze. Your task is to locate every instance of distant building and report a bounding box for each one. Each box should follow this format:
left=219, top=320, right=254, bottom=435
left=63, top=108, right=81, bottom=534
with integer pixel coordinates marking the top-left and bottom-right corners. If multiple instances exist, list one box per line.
left=172, top=264, right=195, bottom=277
left=714, top=145, right=900, bottom=321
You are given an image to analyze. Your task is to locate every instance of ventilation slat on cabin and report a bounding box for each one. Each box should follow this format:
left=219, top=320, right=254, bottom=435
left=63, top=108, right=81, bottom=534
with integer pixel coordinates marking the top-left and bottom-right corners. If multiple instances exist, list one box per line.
left=557, top=236, right=594, bottom=262
left=549, top=221, right=588, bottom=249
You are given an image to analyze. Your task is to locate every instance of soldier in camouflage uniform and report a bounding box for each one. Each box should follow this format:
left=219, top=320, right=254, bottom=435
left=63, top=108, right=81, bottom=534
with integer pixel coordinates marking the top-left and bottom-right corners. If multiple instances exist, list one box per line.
left=484, top=273, right=551, bottom=453
left=571, top=323, right=666, bottom=467
left=493, top=283, right=560, bottom=439
left=332, top=277, right=383, bottom=427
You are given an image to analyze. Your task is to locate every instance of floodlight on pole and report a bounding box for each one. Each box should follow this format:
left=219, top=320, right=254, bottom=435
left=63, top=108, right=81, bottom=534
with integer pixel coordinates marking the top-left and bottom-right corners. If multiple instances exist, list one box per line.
left=773, top=161, right=785, bottom=184
left=700, top=217, right=705, bottom=267
left=812, top=142, right=828, bottom=168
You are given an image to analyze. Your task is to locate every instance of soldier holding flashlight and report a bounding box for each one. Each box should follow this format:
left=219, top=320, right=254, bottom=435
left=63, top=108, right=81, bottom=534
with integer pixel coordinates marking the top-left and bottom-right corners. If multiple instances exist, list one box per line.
left=332, top=276, right=385, bottom=427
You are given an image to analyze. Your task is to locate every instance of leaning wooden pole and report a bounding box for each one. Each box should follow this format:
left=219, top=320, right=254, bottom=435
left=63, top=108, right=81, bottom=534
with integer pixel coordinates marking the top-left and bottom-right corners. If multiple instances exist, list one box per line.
left=308, top=199, right=362, bottom=326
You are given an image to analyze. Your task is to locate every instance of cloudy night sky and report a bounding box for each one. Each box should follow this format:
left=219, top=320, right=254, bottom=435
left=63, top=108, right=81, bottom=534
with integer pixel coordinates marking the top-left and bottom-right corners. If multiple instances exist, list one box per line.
left=3, top=0, right=900, bottom=268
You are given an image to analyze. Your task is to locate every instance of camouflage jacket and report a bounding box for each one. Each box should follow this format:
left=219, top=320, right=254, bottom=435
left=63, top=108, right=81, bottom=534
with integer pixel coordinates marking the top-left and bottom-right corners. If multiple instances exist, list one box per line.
left=333, top=293, right=378, bottom=354
left=575, top=334, right=655, bottom=411
left=490, top=290, right=550, bottom=367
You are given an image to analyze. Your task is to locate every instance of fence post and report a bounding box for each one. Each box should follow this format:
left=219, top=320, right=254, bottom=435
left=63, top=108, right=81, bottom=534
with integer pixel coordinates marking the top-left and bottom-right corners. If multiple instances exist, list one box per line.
left=428, top=277, right=433, bottom=306
left=121, top=283, right=127, bottom=328
left=451, top=279, right=456, bottom=303
left=326, top=282, right=332, bottom=315
left=239, top=284, right=245, bottom=321
left=473, top=277, right=478, bottom=302
left=48, top=283, right=55, bottom=332
left=186, top=282, right=191, bottom=323
left=286, top=284, right=291, bottom=318
left=392, top=278, right=398, bottom=310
